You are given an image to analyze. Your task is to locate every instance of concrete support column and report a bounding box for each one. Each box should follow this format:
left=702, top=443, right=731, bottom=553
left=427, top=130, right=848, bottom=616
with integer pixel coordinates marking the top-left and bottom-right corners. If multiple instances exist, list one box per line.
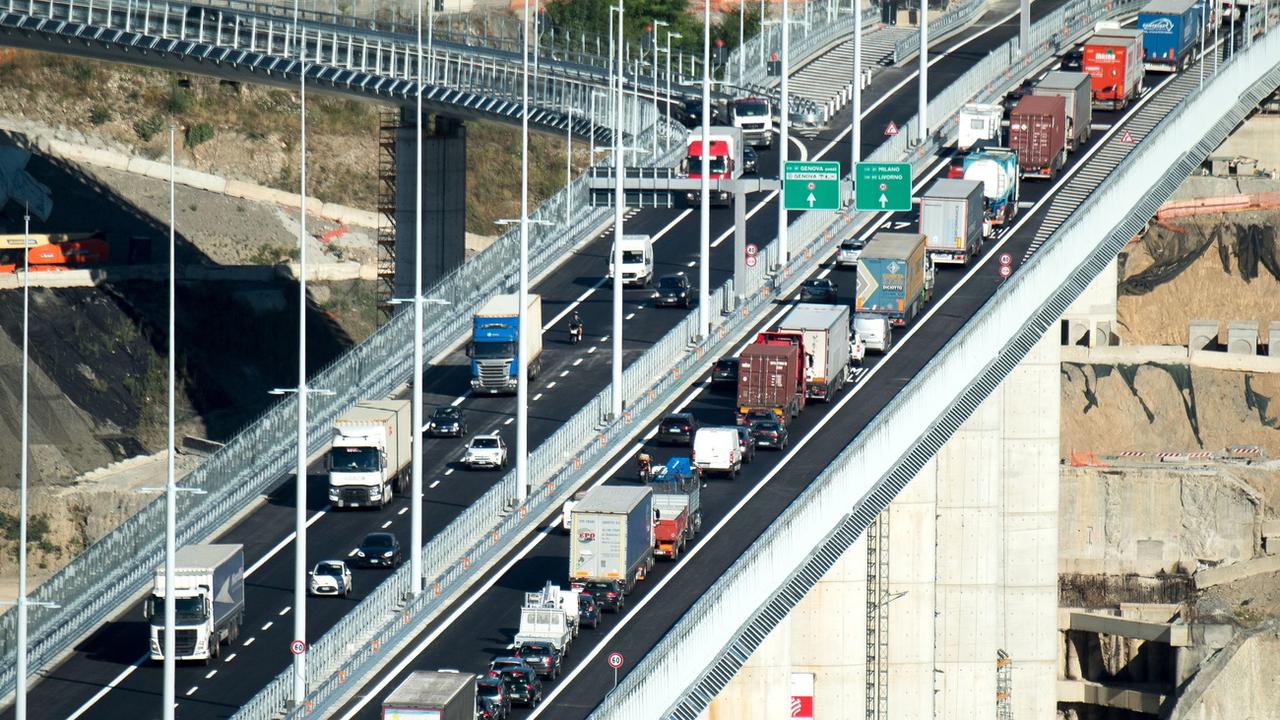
left=394, top=111, right=466, bottom=297
left=1063, top=630, right=1083, bottom=680
left=887, top=456, right=938, bottom=719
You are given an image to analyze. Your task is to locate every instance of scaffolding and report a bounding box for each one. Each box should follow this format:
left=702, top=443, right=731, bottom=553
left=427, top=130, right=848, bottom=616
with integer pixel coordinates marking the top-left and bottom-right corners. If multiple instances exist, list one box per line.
left=996, top=649, right=1013, bottom=720
left=865, top=511, right=890, bottom=720
left=376, top=108, right=401, bottom=320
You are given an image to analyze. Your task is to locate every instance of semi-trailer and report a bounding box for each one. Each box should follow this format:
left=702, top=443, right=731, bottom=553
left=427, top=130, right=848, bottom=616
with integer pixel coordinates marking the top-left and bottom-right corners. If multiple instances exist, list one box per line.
left=920, top=178, right=985, bottom=264
left=470, top=293, right=543, bottom=395
left=1032, top=71, right=1094, bottom=151
left=146, top=544, right=244, bottom=663
left=962, top=148, right=1021, bottom=232
left=1008, top=94, right=1069, bottom=179
left=1138, top=0, right=1202, bottom=71
left=855, top=232, right=934, bottom=326
left=382, top=670, right=476, bottom=720
left=568, top=485, right=655, bottom=594
left=1084, top=26, right=1145, bottom=109
left=776, top=303, right=852, bottom=401
left=327, top=399, right=412, bottom=509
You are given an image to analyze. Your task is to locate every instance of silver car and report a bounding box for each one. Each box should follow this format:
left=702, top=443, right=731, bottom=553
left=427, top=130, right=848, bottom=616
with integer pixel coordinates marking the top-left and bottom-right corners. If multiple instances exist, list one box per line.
left=853, top=313, right=893, bottom=353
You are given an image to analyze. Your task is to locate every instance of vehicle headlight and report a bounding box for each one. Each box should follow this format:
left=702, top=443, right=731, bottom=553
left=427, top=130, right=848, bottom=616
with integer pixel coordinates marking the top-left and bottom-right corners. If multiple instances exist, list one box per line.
left=356, top=550, right=366, bottom=557
left=327, top=488, right=338, bottom=498
left=369, top=487, right=382, bottom=498
left=151, top=638, right=161, bottom=654
left=382, top=550, right=394, bottom=558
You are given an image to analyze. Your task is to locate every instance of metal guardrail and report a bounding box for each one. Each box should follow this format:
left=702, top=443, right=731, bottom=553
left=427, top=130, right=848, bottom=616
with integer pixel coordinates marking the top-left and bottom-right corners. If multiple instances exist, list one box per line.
left=592, top=9, right=1276, bottom=720
left=727, top=2, right=882, bottom=88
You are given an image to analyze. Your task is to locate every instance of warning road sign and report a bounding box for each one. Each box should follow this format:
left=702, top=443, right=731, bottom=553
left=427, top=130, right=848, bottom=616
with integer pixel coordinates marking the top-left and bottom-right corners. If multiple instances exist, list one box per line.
left=884, top=121, right=899, bottom=136
left=1119, top=129, right=1135, bottom=144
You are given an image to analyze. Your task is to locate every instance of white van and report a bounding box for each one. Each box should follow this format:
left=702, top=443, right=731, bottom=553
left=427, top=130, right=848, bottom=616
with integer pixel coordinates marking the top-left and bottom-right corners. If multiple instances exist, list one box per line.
left=608, top=234, right=655, bottom=288
left=853, top=313, right=893, bottom=353
left=692, top=427, right=741, bottom=478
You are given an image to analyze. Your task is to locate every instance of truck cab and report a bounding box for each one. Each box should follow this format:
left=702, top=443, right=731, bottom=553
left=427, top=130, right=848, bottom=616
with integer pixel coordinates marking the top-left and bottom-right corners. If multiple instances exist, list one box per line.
left=470, top=293, right=543, bottom=395
left=146, top=544, right=244, bottom=664
left=685, top=126, right=744, bottom=206
left=730, top=97, right=773, bottom=148
left=608, top=234, right=655, bottom=287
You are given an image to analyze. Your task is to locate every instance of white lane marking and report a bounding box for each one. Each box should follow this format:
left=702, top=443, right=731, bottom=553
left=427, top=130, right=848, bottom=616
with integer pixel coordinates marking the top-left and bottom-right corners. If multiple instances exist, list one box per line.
left=504, top=418, right=514, bottom=425
left=533, top=393, right=544, bottom=401
left=243, top=637, right=255, bottom=646
left=444, top=468, right=455, bottom=476
left=625, top=312, right=636, bottom=320
left=205, top=670, right=217, bottom=679
left=587, top=347, right=597, bottom=354
left=450, top=396, right=465, bottom=407
left=601, top=335, right=610, bottom=342
left=398, top=507, right=408, bottom=516
left=224, top=653, right=237, bottom=662
left=1090, top=122, right=1112, bottom=130
left=686, top=260, right=696, bottom=267
left=277, top=606, right=290, bottom=616
left=429, top=480, right=440, bottom=489
left=261, top=622, right=273, bottom=631
left=559, top=370, right=570, bottom=378
left=573, top=358, right=584, bottom=366
left=347, top=548, right=358, bottom=557
left=186, top=686, right=198, bottom=696
left=381, top=520, right=392, bottom=529
left=546, top=381, right=558, bottom=389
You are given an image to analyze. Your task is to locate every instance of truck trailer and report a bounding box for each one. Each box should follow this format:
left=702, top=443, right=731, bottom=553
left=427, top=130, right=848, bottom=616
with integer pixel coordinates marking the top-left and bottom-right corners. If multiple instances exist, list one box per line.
left=146, top=544, right=244, bottom=663
left=1138, top=0, right=1202, bottom=71
left=920, top=178, right=985, bottom=264
left=1008, top=94, right=1069, bottom=179
left=957, top=102, right=1004, bottom=151
left=777, top=303, right=852, bottom=401
left=382, top=670, right=476, bottom=720
left=1084, top=26, right=1145, bottom=109
left=651, top=470, right=701, bottom=560
left=685, top=126, right=744, bottom=206
left=569, top=485, right=654, bottom=594
left=327, top=399, right=412, bottom=509
left=1033, top=71, right=1094, bottom=151
left=855, top=232, right=934, bottom=326
left=737, top=335, right=807, bottom=424
left=470, top=293, right=544, bottom=395
left=963, top=148, right=1021, bottom=231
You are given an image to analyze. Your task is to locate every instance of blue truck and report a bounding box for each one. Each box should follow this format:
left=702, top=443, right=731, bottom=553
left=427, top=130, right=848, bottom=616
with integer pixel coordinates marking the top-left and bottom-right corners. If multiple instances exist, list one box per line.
left=855, top=233, right=936, bottom=327
left=1138, top=0, right=1202, bottom=72
left=469, top=293, right=543, bottom=395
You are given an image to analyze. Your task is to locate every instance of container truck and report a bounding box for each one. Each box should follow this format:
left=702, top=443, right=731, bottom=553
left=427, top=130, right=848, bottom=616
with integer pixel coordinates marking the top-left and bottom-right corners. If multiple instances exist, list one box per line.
left=651, top=469, right=701, bottom=560
left=920, top=179, right=985, bottom=264
left=469, top=293, right=543, bottom=395
left=1138, top=0, right=1201, bottom=71
left=1008, top=95, right=1069, bottom=179
left=855, top=232, right=934, bottom=326
left=957, top=102, right=1004, bottom=151
left=382, top=670, right=476, bottom=720
left=146, top=544, right=244, bottom=663
left=569, top=485, right=654, bottom=594
left=685, top=126, right=744, bottom=206
left=1084, top=26, right=1145, bottom=109
left=730, top=97, right=774, bottom=148
left=962, top=148, right=1021, bottom=232
left=327, top=399, right=412, bottom=509
left=515, top=581, right=576, bottom=652
left=777, top=303, right=852, bottom=401
left=1033, top=71, right=1093, bottom=152
left=737, top=335, right=807, bottom=424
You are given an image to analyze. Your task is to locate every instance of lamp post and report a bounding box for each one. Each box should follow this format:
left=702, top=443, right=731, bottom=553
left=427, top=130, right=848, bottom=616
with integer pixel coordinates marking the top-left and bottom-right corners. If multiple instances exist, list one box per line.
left=518, top=0, right=532, bottom=503
left=162, top=125, right=177, bottom=720
left=289, top=0, right=310, bottom=703
left=665, top=30, right=683, bottom=152
left=919, top=0, right=929, bottom=140
left=739, top=0, right=746, bottom=83
left=852, top=0, right=862, bottom=167
left=612, top=0, right=626, bottom=419
left=777, top=0, right=790, bottom=264
left=651, top=19, right=669, bottom=159
left=699, top=0, right=711, bottom=337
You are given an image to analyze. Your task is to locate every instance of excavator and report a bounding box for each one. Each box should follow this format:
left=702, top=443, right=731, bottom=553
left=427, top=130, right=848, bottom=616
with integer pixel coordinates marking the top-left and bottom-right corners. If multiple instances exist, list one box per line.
left=0, top=231, right=109, bottom=273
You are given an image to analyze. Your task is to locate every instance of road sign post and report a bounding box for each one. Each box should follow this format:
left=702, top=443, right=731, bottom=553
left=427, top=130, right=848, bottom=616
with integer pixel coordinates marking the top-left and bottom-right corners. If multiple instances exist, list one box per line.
left=608, top=651, right=625, bottom=688
left=998, top=252, right=1013, bottom=281
left=783, top=161, right=841, bottom=210
left=855, top=162, right=912, bottom=212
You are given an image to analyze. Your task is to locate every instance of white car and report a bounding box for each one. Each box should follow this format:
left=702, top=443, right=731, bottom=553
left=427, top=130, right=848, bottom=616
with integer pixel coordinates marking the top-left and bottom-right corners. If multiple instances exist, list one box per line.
left=853, top=313, right=893, bottom=354
left=462, top=433, right=508, bottom=470
left=849, top=332, right=866, bottom=367
left=308, top=560, right=352, bottom=597
left=836, top=237, right=865, bottom=267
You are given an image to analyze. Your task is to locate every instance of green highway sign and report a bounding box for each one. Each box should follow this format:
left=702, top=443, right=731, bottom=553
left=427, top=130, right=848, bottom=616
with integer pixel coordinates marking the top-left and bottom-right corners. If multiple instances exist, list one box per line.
left=783, top=161, right=841, bottom=211
left=855, top=162, right=912, bottom=212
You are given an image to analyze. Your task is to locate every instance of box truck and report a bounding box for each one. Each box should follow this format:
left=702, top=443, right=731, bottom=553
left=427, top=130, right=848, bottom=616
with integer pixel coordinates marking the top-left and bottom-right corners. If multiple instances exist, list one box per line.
left=569, top=485, right=654, bottom=594
left=1084, top=26, right=1145, bottom=109
left=920, top=179, right=985, bottom=264
left=737, top=335, right=807, bottom=425
left=963, top=148, right=1021, bottom=232
left=1008, top=95, right=1069, bottom=179
left=327, top=399, right=412, bottom=509
left=1138, top=0, right=1202, bottom=71
left=382, top=670, right=476, bottom=720
left=651, top=470, right=701, bottom=560
left=686, top=126, right=744, bottom=206
left=777, top=303, right=852, bottom=401
left=470, top=293, right=543, bottom=395
left=1033, top=71, right=1094, bottom=151
left=515, top=581, right=576, bottom=652
left=957, top=102, right=1004, bottom=151
left=855, top=233, right=934, bottom=326
left=607, top=234, right=655, bottom=287
left=146, top=544, right=244, bottom=663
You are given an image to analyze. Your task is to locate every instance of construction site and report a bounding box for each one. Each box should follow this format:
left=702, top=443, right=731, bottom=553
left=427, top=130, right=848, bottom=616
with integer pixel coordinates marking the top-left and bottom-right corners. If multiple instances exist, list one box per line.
left=703, top=108, right=1280, bottom=718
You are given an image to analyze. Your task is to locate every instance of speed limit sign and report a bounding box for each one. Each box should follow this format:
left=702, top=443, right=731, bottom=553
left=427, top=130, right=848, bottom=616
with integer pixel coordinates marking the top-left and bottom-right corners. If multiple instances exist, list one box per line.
left=998, top=253, right=1012, bottom=266
left=608, top=652, right=625, bottom=669
left=998, top=264, right=1012, bottom=279
left=290, top=639, right=307, bottom=655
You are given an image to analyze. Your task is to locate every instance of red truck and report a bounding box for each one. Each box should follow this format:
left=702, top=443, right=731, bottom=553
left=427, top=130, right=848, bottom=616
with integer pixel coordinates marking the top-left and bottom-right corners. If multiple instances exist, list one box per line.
left=736, top=332, right=807, bottom=426
left=651, top=461, right=701, bottom=561
left=1008, top=95, right=1068, bottom=180
left=1083, top=27, right=1145, bottom=110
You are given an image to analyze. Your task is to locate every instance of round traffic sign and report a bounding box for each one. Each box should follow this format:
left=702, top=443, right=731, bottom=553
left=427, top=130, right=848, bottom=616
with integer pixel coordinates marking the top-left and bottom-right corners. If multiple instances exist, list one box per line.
left=607, top=652, right=625, bottom=669
left=807, top=181, right=816, bottom=190
left=745, top=255, right=758, bottom=268
left=290, top=639, right=307, bottom=655
left=998, top=264, right=1012, bottom=278
left=746, top=243, right=758, bottom=256
left=879, top=182, right=887, bottom=192
left=998, top=252, right=1012, bottom=265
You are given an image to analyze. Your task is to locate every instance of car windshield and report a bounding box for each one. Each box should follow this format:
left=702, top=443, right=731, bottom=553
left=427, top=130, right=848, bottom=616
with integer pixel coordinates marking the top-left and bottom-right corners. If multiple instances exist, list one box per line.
left=329, top=446, right=378, bottom=472
left=362, top=534, right=394, bottom=549
left=622, top=250, right=646, bottom=264
left=586, top=581, right=618, bottom=592
left=854, top=316, right=883, bottom=333
left=715, top=359, right=736, bottom=371
left=477, top=681, right=503, bottom=700
left=471, top=437, right=500, bottom=449
left=472, top=340, right=517, bottom=359
left=658, top=276, right=685, bottom=289
left=804, top=280, right=828, bottom=289
left=735, top=102, right=769, bottom=117
left=579, top=595, right=594, bottom=609
left=841, top=240, right=864, bottom=251
left=432, top=408, right=458, bottom=420
left=500, top=669, right=532, bottom=683
left=314, top=562, right=344, bottom=577
left=518, top=644, right=550, bottom=656
left=755, top=422, right=781, bottom=432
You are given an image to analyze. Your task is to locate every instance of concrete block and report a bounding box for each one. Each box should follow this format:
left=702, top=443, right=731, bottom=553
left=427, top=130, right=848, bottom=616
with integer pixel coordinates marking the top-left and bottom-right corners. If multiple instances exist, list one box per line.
left=170, top=166, right=227, bottom=194
left=1227, top=320, right=1258, bottom=355
left=125, top=156, right=170, bottom=181
left=1189, top=320, right=1219, bottom=350
left=1065, top=318, right=1090, bottom=346
left=1269, top=321, right=1280, bottom=355
left=17, top=269, right=95, bottom=287
left=319, top=202, right=379, bottom=228
left=47, top=139, right=130, bottom=172
left=1195, top=554, right=1280, bottom=589
left=225, top=179, right=303, bottom=208
left=1093, top=320, right=1114, bottom=347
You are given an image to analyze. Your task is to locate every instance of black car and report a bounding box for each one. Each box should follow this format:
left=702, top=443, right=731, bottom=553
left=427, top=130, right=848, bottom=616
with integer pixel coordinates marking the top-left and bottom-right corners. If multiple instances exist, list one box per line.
left=584, top=579, right=626, bottom=613
left=476, top=676, right=511, bottom=720
left=750, top=420, right=789, bottom=450
left=578, top=592, right=601, bottom=629
left=738, top=407, right=777, bottom=427
left=799, top=278, right=838, bottom=303
left=657, top=412, right=697, bottom=446
left=1060, top=46, right=1084, bottom=71
left=490, top=665, right=543, bottom=707
left=742, top=145, right=759, bottom=175
left=733, top=425, right=757, bottom=464
left=712, top=357, right=739, bottom=386
left=653, top=273, right=693, bottom=308
left=426, top=406, right=468, bottom=438
left=516, top=641, right=563, bottom=679
left=354, top=532, right=402, bottom=568
left=678, top=97, right=705, bottom=127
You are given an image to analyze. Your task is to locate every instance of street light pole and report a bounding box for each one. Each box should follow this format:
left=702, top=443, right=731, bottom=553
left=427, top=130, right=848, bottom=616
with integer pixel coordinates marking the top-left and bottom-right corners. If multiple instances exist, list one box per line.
left=612, top=0, right=625, bottom=419
left=517, top=0, right=532, bottom=503
left=565, top=99, right=573, bottom=229
left=410, top=0, right=425, bottom=597
left=739, top=0, right=745, bottom=83
left=426, top=0, right=435, bottom=82
left=698, top=0, right=711, bottom=337
left=652, top=19, right=669, bottom=159
left=665, top=31, right=682, bottom=152
left=778, top=0, right=790, bottom=264
left=14, top=210, right=31, bottom=720
left=291, top=0, right=309, bottom=703
left=852, top=0, right=862, bottom=168
left=919, top=0, right=929, bottom=140
left=162, top=125, right=178, bottom=720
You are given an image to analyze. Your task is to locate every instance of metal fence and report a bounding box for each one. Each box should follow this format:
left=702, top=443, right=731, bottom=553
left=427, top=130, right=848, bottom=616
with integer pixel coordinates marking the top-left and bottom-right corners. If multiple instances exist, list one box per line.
left=892, top=0, right=989, bottom=62
left=728, top=2, right=882, bottom=88
left=591, top=13, right=1279, bottom=720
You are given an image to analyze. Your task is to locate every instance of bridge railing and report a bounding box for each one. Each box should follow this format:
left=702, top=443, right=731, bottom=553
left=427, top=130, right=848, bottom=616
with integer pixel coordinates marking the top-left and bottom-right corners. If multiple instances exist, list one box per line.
left=728, top=2, right=881, bottom=88
left=892, top=0, right=990, bottom=62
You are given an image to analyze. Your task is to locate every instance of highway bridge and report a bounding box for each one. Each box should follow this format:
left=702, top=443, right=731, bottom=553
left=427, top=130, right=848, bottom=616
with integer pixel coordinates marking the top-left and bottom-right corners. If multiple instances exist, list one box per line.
left=0, top=0, right=1277, bottom=717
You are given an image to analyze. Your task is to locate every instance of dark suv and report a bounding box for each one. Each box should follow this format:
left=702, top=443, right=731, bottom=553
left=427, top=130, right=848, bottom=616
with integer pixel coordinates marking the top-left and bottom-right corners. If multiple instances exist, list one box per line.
left=487, top=661, right=543, bottom=707
left=584, top=580, right=626, bottom=613
left=515, top=641, right=562, bottom=680
left=653, top=273, right=693, bottom=308
left=354, top=532, right=402, bottom=568
left=657, top=412, right=698, bottom=446
left=712, top=357, right=739, bottom=386
left=476, top=676, right=511, bottom=719
left=733, top=425, right=757, bottom=464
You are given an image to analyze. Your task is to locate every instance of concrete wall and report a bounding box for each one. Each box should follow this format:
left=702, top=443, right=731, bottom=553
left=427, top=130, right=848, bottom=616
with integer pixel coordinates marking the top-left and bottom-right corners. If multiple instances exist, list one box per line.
left=1171, top=620, right=1280, bottom=720
left=706, top=327, right=1060, bottom=719
left=393, top=112, right=467, bottom=297
left=1212, top=114, right=1280, bottom=174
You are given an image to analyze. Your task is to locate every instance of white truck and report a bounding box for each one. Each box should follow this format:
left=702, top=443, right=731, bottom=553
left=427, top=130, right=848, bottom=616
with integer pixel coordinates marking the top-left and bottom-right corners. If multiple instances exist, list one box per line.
left=921, top=178, right=986, bottom=264
left=685, top=126, right=744, bottom=207
left=382, top=670, right=476, bottom=720
left=608, top=234, right=655, bottom=287
left=777, top=303, right=853, bottom=402
left=146, top=544, right=244, bottom=663
left=569, top=485, right=655, bottom=594
left=729, top=97, right=774, bottom=148
left=327, top=399, right=412, bottom=509
left=515, top=581, right=579, bottom=652
left=957, top=102, right=1004, bottom=150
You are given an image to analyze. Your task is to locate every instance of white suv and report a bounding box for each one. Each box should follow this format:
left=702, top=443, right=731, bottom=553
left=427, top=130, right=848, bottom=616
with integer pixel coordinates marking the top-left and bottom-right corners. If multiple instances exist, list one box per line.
left=462, top=433, right=508, bottom=470
left=836, top=238, right=865, bottom=267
